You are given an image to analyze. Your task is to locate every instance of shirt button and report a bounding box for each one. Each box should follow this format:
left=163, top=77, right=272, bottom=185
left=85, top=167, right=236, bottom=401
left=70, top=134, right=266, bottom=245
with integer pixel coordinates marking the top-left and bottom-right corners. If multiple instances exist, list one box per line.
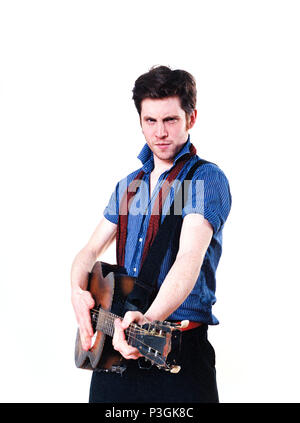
left=133, top=267, right=137, bottom=272
left=139, top=238, right=143, bottom=242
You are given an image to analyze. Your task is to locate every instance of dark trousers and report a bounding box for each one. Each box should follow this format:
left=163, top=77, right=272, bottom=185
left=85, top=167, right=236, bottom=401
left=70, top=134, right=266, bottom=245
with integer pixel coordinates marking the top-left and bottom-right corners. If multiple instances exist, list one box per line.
left=89, top=325, right=219, bottom=403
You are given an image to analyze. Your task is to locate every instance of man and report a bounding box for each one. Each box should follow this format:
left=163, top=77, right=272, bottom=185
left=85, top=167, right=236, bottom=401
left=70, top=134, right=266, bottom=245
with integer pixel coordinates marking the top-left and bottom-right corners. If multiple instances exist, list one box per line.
left=71, top=65, right=231, bottom=403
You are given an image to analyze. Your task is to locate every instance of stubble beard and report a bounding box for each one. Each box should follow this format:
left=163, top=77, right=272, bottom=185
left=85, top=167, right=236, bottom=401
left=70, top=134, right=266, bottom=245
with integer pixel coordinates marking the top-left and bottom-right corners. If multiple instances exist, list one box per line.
left=153, top=147, right=176, bottom=163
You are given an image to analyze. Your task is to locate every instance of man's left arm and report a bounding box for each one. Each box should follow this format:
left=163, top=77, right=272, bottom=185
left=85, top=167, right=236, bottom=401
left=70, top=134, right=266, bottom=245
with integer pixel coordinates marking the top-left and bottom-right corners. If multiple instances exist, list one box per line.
left=112, top=213, right=213, bottom=360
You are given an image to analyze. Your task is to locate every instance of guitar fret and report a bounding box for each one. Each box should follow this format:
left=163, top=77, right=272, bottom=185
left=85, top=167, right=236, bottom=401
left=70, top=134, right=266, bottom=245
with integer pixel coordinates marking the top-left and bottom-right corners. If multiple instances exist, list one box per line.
left=96, top=308, right=121, bottom=337
left=95, top=307, right=138, bottom=341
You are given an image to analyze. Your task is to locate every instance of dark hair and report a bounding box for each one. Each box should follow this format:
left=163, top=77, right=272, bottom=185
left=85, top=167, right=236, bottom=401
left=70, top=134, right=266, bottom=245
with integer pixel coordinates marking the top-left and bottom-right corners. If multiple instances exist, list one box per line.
left=132, top=65, right=197, bottom=117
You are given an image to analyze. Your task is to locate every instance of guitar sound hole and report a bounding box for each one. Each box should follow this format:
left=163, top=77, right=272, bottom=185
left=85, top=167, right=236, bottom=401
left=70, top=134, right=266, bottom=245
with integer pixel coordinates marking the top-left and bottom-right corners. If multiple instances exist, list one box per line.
left=90, top=307, right=100, bottom=332
left=89, top=306, right=101, bottom=350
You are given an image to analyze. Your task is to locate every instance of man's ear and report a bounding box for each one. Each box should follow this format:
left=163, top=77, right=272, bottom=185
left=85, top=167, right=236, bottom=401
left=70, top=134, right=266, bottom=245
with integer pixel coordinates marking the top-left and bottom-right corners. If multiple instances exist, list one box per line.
left=186, top=109, right=197, bottom=130
left=190, top=109, right=197, bottom=128
left=139, top=115, right=144, bottom=131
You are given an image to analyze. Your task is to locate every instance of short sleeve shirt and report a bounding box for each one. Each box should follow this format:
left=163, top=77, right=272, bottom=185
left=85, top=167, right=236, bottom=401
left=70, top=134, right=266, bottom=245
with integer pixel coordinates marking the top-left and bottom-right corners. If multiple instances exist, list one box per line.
left=104, top=136, right=232, bottom=324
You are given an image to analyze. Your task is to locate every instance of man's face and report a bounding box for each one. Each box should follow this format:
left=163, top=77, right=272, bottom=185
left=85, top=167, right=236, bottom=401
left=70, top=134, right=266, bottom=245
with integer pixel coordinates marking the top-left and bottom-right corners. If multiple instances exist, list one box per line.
left=140, top=96, right=197, bottom=165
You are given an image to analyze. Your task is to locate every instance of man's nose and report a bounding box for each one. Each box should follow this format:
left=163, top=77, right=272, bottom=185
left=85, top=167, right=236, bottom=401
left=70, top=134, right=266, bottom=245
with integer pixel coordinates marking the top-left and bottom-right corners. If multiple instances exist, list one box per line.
left=155, top=122, right=168, bottom=138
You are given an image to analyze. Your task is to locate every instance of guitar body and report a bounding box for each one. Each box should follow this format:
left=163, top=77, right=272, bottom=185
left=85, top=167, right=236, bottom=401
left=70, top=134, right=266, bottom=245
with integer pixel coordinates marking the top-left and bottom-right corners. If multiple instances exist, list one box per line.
left=75, top=261, right=136, bottom=372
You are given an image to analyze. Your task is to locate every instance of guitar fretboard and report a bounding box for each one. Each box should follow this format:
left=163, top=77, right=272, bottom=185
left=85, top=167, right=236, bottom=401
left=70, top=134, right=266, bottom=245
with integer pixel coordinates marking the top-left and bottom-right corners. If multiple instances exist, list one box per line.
left=95, top=307, right=137, bottom=343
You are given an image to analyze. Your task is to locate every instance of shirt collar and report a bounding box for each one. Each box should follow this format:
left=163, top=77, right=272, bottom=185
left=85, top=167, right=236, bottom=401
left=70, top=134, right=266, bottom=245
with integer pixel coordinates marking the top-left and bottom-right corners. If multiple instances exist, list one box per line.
left=137, top=135, right=192, bottom=174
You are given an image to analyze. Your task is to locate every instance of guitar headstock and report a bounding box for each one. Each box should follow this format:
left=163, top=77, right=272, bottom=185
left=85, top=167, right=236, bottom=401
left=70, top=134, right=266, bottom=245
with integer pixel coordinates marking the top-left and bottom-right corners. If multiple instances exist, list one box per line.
left=128, top=320, right=188, bottom=373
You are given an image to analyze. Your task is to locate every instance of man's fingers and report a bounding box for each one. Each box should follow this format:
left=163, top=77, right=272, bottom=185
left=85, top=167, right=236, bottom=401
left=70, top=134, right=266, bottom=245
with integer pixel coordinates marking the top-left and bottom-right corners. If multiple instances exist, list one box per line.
left=77, top=307, right=93, bottom=338
left=78, top=302, right=94, bottom=349
left=79, top=327, right=92, bottom=351
left=113, top=318, right=126, bottom=344
left=75, top=291, right=95, bottom=338
left=121, top=311, right=145, bottom=329
left=84, top=294, right=95, bottom=310
left=113, top=318, right=142, bottom=359
left=72, top=288, right=95, bottom=351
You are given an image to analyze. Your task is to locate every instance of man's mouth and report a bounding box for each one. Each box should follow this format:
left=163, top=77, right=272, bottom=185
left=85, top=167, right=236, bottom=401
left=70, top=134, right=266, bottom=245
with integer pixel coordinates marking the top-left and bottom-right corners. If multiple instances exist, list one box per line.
left=156, top=143, right=171, bottom=149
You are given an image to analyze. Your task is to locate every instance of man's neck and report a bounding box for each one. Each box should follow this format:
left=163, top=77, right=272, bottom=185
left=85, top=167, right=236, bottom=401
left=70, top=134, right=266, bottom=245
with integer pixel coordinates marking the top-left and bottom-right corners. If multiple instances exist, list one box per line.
left=152, top=156, right=173, bottom=175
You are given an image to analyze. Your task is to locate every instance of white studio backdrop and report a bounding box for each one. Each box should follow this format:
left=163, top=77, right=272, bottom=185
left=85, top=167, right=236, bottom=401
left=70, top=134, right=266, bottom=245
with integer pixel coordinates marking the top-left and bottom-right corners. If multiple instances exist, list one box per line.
left=0, top=0, right=299, bottom=403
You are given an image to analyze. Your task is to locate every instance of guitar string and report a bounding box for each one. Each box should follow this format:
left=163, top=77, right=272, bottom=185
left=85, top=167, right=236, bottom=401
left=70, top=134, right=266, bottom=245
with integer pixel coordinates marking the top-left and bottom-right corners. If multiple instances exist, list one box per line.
left=90, top=307, right=160, bottom=335
left=96, top=316, right=148, bottom=336
left=93, top=308, right=152, bottom=342
left=90, top=306, right=176, bottom=346
left=91, top=314, right=165, bottom=338
left=91, top=312, right=173, bottom=344
left=90, top=324, right=164, bottom=359
left=90, top=307, right=178, bottom=335
left=89, top=308, right=168, bottom=357
left=97, top=314, right=157, bottom=345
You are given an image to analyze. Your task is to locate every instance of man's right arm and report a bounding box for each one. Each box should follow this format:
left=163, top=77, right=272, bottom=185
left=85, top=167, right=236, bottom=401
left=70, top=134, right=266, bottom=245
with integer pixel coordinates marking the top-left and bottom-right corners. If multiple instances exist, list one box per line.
left=71, top=217, right=117, bottom=351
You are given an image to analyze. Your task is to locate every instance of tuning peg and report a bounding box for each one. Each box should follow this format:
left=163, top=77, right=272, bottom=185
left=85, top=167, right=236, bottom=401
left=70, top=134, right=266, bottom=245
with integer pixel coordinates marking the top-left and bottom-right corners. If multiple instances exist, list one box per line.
left=170, top=365, right=181, bottom=374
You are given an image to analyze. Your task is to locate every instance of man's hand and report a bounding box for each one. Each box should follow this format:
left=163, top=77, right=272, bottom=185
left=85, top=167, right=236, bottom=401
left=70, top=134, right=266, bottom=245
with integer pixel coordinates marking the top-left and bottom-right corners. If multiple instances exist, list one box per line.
left=71, top=287, right=95, bottom=351
left=112, top=311, right=149, bottom=360
left=70, top=217, right=117, bottom=351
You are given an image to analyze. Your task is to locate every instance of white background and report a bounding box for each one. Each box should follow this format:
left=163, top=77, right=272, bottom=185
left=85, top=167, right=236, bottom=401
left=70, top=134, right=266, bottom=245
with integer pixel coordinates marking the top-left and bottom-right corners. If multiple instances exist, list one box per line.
left=0, top=0, right=299, bottom=403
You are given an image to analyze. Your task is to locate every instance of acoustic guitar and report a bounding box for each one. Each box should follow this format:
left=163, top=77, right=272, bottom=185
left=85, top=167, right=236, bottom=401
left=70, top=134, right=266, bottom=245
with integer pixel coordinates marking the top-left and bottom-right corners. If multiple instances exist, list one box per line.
left=75, top=261, right=188, bottom=374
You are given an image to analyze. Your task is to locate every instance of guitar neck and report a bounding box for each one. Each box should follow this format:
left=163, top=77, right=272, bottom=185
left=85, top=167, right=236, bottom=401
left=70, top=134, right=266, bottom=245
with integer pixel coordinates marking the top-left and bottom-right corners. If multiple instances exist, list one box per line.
left=95, top=308, right=133, bottom=340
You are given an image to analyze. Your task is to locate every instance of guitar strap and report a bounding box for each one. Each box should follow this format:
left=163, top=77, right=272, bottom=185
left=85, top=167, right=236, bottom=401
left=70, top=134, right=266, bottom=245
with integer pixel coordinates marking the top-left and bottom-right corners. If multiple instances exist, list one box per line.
left=123, top=158, right=212, bottom=314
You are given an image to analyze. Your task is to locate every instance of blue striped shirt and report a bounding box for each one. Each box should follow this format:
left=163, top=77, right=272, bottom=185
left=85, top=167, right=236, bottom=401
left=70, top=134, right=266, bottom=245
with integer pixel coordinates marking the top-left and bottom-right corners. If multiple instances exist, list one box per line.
left=103, top=136, right=232, bottom=324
